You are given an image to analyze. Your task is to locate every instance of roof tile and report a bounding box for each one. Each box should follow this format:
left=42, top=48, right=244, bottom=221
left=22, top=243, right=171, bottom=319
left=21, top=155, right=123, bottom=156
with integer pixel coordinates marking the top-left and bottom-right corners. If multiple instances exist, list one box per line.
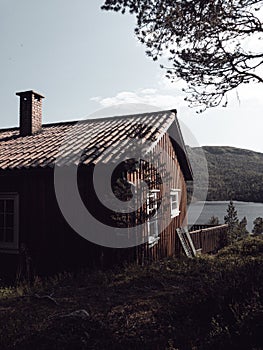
left=0, top=111, right=175, bottom=170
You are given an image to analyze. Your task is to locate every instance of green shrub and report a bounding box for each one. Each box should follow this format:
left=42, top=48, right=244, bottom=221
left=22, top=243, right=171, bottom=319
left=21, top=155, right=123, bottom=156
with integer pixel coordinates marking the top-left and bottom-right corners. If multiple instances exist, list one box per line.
left=218, top=236, right=263, bottom=258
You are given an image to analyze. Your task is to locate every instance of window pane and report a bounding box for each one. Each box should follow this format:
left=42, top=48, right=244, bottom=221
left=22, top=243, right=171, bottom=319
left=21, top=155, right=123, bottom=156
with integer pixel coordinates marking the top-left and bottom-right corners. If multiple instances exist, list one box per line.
left=0, top=200, right=4, bottom=213
left=171, top=194, right=177, bottom=202
left=149, top=221, right=155, bottom=234
left=0, top=228, right=4, bottom=242
left=6, top=200, right=14, bottom=213
left=6, top=213, right=14, bottom=228
left=172, top=202, right=178, bottom=210
left=149, top=219, right=158, bottom=232
left=149, top=202, right=155, bottom=210
left=0, top=213, right=4, bottom=227
left=5, top=228, right=14, bottom=243
left=0, top=196, right=17, bottom=247
left=151, top=209, right=157, bottom=217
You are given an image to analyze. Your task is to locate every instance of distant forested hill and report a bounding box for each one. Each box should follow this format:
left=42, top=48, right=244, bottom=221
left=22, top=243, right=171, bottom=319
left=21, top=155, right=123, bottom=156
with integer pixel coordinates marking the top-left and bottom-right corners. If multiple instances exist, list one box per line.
left=187, top=146, right=263, bottom=203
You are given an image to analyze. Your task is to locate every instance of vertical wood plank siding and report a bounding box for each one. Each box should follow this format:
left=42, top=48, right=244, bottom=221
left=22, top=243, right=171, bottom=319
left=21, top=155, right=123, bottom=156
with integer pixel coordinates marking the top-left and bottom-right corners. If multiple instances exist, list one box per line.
left=190, top=225, right=228, bottom=254
left=126, top=132, right=187, bottom=265
left=125, top=133, right=227, bottom=264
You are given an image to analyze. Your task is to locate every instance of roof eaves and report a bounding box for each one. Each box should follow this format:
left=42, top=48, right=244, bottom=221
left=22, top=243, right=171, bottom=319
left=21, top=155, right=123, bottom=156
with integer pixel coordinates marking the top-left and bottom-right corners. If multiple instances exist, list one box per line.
left=167, top=116, right=193, bottom=181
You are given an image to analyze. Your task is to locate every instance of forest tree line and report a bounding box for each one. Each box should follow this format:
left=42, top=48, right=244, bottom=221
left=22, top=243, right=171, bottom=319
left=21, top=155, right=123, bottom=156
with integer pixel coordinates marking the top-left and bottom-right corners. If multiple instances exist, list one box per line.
left=187, top=146, right=263, bottom=203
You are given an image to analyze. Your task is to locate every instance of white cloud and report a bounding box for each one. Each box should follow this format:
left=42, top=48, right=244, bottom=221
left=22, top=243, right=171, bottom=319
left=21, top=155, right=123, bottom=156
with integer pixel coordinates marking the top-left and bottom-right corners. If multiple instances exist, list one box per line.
left=140, top=88, right=157, bottom=94
left=90, top=96, right=102, bottom=102
left=91, top=85, right=187, bottom=111
left=100, top=91, right=140, bottom=106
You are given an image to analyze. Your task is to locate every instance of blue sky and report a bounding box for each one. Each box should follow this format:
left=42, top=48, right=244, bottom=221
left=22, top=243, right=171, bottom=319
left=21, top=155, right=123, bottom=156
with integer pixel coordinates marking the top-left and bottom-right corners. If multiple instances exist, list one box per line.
left=1, top=0, right=263, bottom=152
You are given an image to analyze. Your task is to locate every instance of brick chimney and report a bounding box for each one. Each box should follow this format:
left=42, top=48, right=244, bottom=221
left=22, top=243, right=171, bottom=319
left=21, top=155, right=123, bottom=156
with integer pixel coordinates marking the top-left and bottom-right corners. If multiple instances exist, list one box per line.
left=16, top=90, right=45, bottom=136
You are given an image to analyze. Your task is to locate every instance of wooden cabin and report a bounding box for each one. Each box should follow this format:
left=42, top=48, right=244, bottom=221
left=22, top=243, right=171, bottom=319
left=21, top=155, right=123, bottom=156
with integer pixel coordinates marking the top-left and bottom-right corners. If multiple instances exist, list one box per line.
left=0, top=90, right=196, bottom=277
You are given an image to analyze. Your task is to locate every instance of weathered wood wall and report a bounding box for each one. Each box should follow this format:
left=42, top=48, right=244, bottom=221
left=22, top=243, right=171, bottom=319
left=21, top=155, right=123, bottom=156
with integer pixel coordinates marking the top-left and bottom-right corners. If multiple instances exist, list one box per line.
left=0, top=130, right=226, bottom=278
left=190, top=224, right=228, bottom=254
left=124, top=132, right=188, bottom=265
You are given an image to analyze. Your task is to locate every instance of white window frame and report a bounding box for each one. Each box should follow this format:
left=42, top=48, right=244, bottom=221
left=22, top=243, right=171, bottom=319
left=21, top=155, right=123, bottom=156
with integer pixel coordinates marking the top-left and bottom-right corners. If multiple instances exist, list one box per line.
left=170, top=189, right=181, bottom=218
left=146, top=189, right=160, bottom=247
left=0, top=193, right=19, bottom=252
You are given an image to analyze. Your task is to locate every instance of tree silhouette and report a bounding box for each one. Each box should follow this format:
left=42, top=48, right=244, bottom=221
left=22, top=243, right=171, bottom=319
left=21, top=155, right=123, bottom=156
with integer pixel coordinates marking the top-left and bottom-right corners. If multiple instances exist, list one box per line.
left=224, top=200, right=239, bottom=243
left=102, top=0, right=263, bottom=112
left=238, top=216, right=249, bottom=237
left=207, top=215, right=219, bottom=225
left=252, top=217, right=263, bottom=234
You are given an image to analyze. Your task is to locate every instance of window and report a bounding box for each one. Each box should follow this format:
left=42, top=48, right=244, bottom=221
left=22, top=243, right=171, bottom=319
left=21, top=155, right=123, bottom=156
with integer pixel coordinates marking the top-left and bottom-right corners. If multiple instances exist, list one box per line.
left=170, top=189, right=181, bottom=218
left=146, top=190, right=160, bottom=247
left=0, top=194, right=19, bottom=251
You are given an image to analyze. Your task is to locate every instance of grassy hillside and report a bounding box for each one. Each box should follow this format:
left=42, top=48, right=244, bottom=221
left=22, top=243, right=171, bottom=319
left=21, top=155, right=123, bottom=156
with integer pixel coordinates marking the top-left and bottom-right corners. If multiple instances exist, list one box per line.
left=0, top=236, right=262, bottom=349
left=187, top=146, right=263, bottom=202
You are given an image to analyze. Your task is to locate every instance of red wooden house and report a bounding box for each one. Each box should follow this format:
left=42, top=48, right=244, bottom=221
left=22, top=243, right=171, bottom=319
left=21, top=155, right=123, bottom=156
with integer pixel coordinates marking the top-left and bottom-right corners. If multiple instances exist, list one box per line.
left=0, top=90, right=196, bottom=276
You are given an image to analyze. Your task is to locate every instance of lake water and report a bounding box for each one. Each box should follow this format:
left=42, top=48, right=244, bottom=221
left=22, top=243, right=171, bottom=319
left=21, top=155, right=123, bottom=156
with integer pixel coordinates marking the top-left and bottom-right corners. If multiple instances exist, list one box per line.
left=188, top=201, right=263, bottom=232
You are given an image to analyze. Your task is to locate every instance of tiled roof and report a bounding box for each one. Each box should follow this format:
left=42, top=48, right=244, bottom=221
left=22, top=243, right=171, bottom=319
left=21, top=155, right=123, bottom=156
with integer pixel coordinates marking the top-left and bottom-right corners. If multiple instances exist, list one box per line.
left=0, top=110, right=178, bottom=170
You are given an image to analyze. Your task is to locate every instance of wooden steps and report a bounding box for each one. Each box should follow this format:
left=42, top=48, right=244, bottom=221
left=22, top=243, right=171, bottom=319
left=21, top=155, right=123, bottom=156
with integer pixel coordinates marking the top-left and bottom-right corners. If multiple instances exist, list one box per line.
left=176, top=227, right=197, bottom=258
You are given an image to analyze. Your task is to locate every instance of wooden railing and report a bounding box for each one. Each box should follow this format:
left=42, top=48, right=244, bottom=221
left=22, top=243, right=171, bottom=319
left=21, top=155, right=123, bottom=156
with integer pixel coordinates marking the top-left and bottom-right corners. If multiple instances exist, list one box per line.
left=189, top=224, right=228, bottom=254
left=188, top=224, right=219, bottom=231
